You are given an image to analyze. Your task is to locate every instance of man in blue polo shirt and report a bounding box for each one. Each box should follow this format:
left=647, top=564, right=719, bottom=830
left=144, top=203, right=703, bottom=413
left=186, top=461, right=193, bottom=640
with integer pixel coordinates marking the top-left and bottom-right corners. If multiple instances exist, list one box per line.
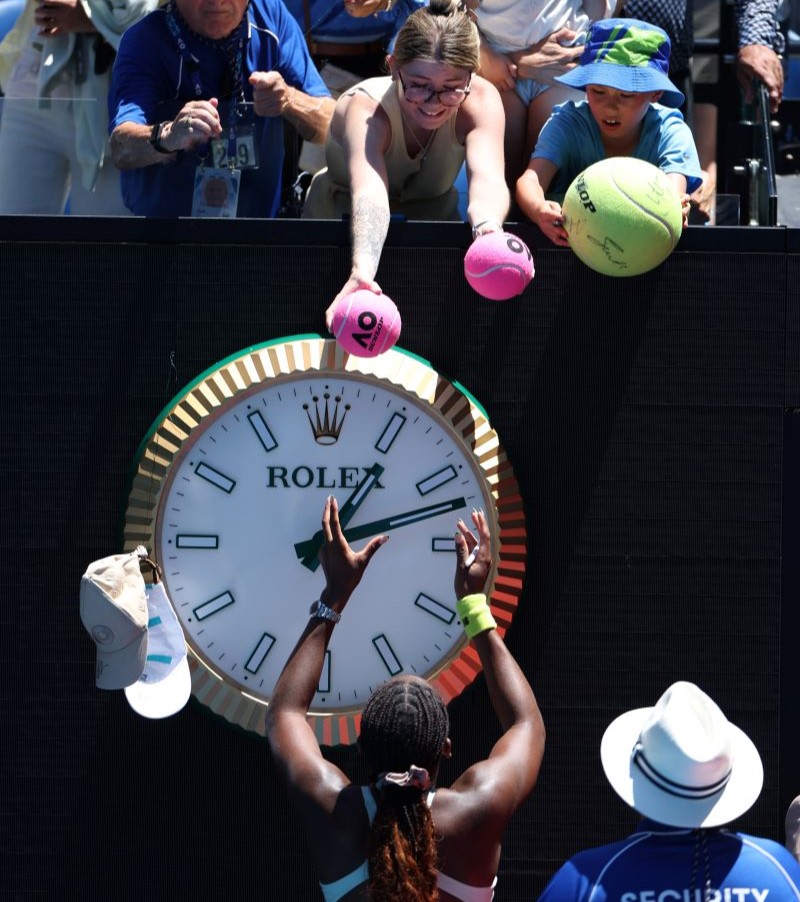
left=108, top=0, right=334, bottom=217
left=539, top=682, right=800, bottom=902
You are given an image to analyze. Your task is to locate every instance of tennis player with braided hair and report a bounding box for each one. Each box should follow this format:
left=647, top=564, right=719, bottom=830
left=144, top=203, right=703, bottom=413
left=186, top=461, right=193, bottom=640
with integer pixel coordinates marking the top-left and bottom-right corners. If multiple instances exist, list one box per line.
left=266, top=497, right=545, bottom=901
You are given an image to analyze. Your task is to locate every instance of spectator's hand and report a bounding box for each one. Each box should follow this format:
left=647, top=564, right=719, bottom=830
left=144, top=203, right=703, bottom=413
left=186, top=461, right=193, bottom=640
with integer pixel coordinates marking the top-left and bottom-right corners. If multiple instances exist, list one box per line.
left=162, top=99, right=222, bottom=151
left=679, top=193, right=691, bottom=228
left=737, top=44, right=784, bottom=113
left=250, top=71, right=293, bottom=118
left=454, top=509, right=492, bottom=599
left=534, top=200, right=570, bottom=246
left=318, top=496, right=387, bottom=603
left=479, top=42, right=517, bottom=92
left=509, top=28, right=583, bottom=84
left=344, top=0, right=388, bottom=18
left=35, top=0, right=94, bottom=36
left=690, top=169, right=715, bottom=222
left=325, top=276, right=382, bottom=333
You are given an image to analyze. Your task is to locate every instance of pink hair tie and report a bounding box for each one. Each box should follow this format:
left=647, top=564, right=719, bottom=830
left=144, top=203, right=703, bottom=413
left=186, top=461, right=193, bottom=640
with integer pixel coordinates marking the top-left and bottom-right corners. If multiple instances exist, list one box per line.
left=375, top=765, right=431, bottom=791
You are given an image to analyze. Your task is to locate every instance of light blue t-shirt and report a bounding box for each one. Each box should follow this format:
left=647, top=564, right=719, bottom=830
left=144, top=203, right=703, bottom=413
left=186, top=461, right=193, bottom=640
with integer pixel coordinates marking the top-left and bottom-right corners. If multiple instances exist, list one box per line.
left=533, top=100, right=704, bottom=197
left=537, top=821, right=800, bottom=902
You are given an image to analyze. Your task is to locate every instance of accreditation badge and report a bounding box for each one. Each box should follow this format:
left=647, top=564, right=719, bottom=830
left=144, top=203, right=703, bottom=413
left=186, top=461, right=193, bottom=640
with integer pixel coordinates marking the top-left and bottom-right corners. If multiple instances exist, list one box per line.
left=191, top=166, right=241, bottom=218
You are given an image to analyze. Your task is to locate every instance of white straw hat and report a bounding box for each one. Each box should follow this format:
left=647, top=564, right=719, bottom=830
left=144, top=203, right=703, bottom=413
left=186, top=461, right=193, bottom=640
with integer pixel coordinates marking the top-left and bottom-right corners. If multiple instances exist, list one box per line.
left=600, top=681, right=763, bottom=828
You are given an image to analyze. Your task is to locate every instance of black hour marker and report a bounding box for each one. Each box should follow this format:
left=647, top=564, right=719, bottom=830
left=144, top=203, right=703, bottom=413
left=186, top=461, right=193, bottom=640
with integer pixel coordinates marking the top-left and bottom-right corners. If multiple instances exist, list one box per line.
left=195, top=463, right=235, bottom=493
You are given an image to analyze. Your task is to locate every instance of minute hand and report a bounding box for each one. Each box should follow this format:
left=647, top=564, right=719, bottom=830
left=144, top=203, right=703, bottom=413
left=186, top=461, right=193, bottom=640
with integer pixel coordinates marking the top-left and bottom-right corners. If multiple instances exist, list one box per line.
left=295, top=462, right=384, bottom=570
left=297, top=497, right=467, bottom=571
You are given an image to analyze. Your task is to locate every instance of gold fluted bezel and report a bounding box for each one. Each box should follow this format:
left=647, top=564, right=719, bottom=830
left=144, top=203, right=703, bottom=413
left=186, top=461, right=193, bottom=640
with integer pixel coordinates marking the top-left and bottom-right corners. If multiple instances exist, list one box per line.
left=123, top=336, right=525, bottom=745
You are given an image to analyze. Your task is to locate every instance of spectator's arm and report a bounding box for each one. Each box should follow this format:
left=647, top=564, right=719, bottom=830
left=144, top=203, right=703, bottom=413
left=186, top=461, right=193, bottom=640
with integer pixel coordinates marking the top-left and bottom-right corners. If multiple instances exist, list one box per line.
left=734, top=0, right=785, bottom=112
left=324, top=92, right=392, bottom=331
left=461, top=77, right=510, bottom=233
left=110, top=99, right=222, bottom=169
left=516, top=157, right=569, bottom=246
left=250, top=71, right=335, bottom=143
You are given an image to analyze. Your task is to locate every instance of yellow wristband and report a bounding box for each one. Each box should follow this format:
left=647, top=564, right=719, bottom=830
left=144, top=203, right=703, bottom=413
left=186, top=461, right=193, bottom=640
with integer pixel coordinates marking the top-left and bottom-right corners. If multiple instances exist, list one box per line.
left=455, top=593, right=497, bottom=639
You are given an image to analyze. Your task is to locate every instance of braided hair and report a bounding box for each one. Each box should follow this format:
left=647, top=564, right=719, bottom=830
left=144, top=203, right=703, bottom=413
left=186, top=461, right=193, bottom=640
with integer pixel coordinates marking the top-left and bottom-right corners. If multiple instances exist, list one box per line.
left=360, top=677, right=450, bottom=902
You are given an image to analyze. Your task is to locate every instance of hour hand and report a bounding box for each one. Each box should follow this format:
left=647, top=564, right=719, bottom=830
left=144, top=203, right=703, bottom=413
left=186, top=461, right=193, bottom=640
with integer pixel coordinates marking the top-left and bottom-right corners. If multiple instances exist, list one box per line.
left=294, top=462, right=384, bottom=569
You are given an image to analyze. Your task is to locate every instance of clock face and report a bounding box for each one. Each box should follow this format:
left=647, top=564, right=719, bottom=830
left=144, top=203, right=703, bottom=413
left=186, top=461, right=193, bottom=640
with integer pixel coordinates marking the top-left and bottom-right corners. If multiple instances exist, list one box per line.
left=124, top=337, right=525, bottom=744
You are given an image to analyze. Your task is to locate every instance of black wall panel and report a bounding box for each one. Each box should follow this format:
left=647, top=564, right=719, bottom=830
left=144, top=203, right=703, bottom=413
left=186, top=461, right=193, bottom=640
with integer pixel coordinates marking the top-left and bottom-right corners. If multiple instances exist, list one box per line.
left=0, top=220, right=796, bottom=900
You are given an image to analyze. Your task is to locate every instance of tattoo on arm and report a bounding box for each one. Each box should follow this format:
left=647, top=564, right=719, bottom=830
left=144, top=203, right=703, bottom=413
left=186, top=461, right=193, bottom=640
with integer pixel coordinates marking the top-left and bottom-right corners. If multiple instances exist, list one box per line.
left=351, top=194, right=390, bottom=280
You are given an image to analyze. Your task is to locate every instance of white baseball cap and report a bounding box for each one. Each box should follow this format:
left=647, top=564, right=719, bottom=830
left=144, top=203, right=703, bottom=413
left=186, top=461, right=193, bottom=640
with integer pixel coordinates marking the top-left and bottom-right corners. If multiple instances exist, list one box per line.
left=601, top=681, right=763, bottom=828
left=125, top=581, right=191, bottom=719
left=80, top=547, right=149, bottom=690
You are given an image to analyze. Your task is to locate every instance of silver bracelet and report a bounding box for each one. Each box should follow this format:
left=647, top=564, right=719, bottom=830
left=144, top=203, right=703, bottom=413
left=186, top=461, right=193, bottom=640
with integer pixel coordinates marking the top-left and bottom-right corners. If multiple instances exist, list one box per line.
left=471, top=219, right=501, bottom=239
left=309, top=599, right=341, bottom=623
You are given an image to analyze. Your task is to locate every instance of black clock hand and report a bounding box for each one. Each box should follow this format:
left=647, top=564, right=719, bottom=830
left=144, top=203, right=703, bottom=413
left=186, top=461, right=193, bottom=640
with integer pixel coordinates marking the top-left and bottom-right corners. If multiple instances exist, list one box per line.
left=295, top=462, right=384, bottom=569
left=296, top=496, right=468, bottom=572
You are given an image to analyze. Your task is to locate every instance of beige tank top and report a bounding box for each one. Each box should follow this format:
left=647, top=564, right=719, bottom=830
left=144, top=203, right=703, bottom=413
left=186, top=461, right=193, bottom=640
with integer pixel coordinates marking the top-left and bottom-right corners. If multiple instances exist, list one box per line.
left=303, top=76, right=465, bottom=221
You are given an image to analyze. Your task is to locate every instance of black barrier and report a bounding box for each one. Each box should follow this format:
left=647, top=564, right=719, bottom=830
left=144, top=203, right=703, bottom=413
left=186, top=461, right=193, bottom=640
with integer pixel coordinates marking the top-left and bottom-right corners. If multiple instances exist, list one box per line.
left=1, top=218, right=799, bottom=900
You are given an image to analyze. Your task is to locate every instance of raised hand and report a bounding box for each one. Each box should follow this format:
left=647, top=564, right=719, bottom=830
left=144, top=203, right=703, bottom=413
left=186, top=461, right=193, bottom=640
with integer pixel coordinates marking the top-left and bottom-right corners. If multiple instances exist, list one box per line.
left=318, top=496, right=388, bottom=604
left=453, top=509, right=492, bottom=599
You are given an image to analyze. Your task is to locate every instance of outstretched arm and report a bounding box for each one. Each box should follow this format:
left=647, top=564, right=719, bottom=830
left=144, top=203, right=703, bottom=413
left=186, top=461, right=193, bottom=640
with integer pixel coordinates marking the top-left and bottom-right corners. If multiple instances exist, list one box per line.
left=461, top=78, right=510, bottom=238
left=265, top=498, right=387, bottom=811
left=449, top=511, right=545, bottom=826
left=325, top=94, right=392, bottom=331
left=516, top=157, right=568, bottom=246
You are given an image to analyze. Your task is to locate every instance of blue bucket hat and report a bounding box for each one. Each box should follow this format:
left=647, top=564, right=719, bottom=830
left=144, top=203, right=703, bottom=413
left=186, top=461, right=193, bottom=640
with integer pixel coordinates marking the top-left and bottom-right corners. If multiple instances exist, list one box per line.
left=555, top=18, right=685, bottom=108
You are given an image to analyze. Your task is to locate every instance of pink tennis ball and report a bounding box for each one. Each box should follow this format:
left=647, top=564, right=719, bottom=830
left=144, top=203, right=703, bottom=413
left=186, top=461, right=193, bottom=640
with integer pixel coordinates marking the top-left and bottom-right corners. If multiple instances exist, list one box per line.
left=332, top=290, right=402, bottom=358
left=464, top=232, right=535, bottom=300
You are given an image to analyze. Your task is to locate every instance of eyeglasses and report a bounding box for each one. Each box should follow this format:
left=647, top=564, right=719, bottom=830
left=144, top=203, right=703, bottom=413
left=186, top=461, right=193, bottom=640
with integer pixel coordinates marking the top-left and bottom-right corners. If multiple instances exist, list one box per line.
left=397, top=70, right=472, bottom=107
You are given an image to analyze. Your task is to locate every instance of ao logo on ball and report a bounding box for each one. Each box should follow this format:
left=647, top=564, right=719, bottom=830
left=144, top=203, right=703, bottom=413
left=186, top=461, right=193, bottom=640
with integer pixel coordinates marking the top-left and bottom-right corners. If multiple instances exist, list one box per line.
left=332, top=290, right=402, bottom=358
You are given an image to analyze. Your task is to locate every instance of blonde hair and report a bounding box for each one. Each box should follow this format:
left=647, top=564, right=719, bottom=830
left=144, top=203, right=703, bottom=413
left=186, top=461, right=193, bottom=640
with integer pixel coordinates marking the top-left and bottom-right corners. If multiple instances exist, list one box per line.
left=392, top=0, right=480, bottom=72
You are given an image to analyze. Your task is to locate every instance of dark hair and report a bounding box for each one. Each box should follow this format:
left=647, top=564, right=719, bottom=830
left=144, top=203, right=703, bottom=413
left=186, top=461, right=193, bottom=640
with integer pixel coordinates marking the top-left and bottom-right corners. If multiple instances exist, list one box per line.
left=392, top=0, right=480, bottom=73
left=360, top=678, right=450, bottom=902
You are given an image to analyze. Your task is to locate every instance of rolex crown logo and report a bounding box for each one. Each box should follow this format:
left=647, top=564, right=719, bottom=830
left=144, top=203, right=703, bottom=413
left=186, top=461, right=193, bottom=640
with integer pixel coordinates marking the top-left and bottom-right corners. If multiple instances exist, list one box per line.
left=304, top=393, right=350, bottom=445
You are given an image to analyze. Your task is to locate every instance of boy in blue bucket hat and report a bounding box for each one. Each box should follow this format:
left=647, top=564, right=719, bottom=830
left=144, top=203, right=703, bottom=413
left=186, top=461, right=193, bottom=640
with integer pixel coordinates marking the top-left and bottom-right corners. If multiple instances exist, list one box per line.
left=515, top=18, right=703, bottom=246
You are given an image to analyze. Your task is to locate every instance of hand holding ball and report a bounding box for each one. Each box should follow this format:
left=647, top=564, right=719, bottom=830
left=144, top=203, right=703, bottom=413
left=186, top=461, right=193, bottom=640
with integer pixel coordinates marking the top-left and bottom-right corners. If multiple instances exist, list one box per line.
left=331, top=290, right=401, bottom=358
left=562, top=158, right=682, bottom=277
left=464, top=231, right=534, bottom=300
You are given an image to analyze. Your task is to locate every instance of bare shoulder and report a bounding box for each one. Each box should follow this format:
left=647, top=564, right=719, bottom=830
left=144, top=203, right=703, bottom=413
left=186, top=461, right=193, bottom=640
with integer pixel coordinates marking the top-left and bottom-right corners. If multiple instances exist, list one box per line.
left=431, top=782, right=506, bottom=886
left=457, top=75, right=504, bottom=135
left=431, top=766, right=509, bottom=837
left=464, top=75, right=503, bottom=111
left=332, top=89, right=391, bottom=147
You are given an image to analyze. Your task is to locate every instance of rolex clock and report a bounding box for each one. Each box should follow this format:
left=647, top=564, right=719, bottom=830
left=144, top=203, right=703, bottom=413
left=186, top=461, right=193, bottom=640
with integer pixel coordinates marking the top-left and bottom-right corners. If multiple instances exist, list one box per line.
left=124, top=336, right=525, bottom=744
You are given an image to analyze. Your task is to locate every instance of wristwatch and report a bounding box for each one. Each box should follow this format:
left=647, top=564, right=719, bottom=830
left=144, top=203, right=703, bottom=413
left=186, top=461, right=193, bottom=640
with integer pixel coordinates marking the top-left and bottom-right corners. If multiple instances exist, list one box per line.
left=309, top=599, right=342, bottom=623
left=149, top=121, right=172, bottom=154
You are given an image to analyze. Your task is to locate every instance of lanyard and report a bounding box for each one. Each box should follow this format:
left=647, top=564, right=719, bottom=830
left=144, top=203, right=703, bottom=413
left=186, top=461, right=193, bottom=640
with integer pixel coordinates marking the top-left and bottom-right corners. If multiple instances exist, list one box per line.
left=164, top=0, right=249, bottom=163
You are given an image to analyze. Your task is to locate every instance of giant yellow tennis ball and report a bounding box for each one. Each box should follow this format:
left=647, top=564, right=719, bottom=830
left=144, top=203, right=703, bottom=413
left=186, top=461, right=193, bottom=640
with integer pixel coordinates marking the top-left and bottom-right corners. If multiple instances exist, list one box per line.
left=562, top=158, right=682, bottom=277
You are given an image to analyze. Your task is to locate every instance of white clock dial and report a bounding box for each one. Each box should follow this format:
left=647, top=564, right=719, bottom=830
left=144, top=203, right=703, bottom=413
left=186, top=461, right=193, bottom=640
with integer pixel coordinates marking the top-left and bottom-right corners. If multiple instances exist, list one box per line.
left=157, top=373, right=490, bottom=712
left=124, top=338, right=526, bottom=744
